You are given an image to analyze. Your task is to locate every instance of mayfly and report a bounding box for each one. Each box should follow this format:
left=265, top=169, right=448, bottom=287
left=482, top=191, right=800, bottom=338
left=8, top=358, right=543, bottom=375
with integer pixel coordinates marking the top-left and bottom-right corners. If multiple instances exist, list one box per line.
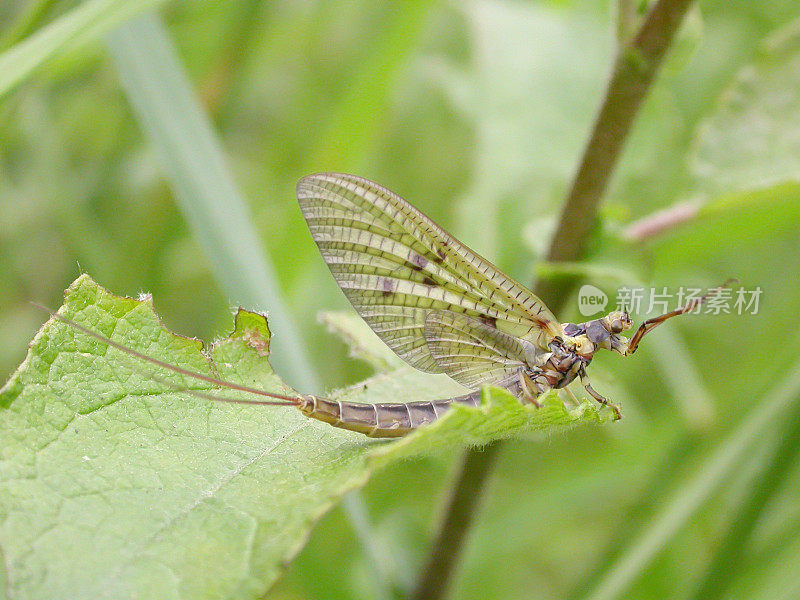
left=49, top=173, right=732, bottom=437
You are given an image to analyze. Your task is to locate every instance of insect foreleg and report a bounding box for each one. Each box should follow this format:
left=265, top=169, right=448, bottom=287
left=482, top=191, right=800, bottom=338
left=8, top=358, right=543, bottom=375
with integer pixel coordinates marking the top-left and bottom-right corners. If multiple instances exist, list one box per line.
left=625, top=278, right=737, bottom=355
left=579, top=367, right=622, bottom=420
left=625, top=316, right=670, bottom=355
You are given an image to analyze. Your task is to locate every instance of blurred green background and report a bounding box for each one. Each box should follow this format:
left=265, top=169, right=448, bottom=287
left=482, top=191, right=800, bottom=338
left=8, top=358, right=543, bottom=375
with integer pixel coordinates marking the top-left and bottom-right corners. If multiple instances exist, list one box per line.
left=2, top=1, right=800, bottom=599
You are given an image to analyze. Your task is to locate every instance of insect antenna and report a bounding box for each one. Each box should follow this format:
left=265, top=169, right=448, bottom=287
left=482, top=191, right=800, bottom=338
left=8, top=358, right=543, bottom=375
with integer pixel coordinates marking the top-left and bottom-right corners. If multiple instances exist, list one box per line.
left=33, top=303, right=301, bottom=407
left=684, top=277, right=739, bottom=313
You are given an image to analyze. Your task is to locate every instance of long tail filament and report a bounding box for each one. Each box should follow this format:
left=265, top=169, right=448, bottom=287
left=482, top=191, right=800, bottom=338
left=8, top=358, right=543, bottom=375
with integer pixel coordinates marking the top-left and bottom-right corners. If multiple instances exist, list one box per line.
left=34, top=303, right=301, bottom=407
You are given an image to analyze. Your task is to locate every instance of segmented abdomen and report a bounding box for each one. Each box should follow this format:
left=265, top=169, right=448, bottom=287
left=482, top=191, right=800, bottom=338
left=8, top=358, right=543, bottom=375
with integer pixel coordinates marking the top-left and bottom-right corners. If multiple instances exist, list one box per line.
left=298, top=392, right=482, bottom=438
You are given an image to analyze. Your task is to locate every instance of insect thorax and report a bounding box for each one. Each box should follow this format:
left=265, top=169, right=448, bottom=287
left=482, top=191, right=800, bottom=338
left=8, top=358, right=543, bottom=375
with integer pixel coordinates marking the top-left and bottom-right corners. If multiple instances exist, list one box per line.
left=562, top=312, right=631, bottom=358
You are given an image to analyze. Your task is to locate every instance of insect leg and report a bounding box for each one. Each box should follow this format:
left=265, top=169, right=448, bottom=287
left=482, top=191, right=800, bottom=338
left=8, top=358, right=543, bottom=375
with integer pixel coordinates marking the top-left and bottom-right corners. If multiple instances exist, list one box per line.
left=626, top=278, right=737, bottom=355
left=519, top=371, right=543, bottom=408
left=562, top=385, right=580, bottom=406
left=579, top=367, right=622, bottom=420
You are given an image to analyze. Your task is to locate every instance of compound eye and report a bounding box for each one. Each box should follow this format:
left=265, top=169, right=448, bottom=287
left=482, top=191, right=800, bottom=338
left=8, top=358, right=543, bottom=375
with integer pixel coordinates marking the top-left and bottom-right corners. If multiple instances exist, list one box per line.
left=607, top=312, right=632, bottom=333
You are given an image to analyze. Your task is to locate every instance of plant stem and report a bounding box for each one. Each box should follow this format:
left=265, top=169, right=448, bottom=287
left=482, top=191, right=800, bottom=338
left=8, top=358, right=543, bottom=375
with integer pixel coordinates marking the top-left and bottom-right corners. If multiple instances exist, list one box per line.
left=535, top=0, right=694, bottom=303
left=410, top=1, right=695, bottom=598
left=411, top=444, right=502, bottom=600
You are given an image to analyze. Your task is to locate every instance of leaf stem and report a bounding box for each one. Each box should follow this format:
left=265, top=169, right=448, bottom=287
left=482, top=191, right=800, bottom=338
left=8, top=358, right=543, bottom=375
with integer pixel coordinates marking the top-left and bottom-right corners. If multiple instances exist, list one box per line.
left=621, top=200, right=700, bottom=241
left=410, top=1, right=695, bottom=598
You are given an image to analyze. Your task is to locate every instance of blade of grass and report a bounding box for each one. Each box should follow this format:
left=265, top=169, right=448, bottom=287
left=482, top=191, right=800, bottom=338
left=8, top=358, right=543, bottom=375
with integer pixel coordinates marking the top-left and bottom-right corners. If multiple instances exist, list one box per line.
left=105, top=13, right=317, bottom=392
left=687, top=392, right=800, bottom=600
left=742, top=515, right=800, bottom=588
left=0, top=0, right=61, bottom=51
left=565, top=432, right=703, bottom=600
left=579, top=359, right=800, bottom=600
left=0, top=0, right=166, bottom=99
left=104, top=13, right=399, bottom=596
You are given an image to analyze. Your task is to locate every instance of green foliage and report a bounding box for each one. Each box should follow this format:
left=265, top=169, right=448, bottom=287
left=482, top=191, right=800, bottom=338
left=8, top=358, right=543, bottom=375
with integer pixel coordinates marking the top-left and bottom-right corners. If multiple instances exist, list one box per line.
left=318, top=310, right=404, bottom=372
left=690, top=20, right=800, bottom=195
left=0, top=0, right=166, bottom=98
left=0, top=275, right=606, bottom=599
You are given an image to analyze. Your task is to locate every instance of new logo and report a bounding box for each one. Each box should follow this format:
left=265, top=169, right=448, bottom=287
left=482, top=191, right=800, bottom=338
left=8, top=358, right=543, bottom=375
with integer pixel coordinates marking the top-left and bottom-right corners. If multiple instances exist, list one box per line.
left=578, top=284, right=608, bottom=316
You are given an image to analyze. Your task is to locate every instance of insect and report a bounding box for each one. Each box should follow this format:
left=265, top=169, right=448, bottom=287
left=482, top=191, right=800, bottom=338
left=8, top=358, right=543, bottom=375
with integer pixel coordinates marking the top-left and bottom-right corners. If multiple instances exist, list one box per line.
left=50, top=173, right=732, bottom=437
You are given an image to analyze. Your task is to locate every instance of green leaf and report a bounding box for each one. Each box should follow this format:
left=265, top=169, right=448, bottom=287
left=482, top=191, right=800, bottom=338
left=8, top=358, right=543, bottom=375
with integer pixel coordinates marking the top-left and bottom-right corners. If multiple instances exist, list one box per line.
left=0, top=0, right=166, bottom=100
left=318, top=310, right=405, bottom=372
left=690, top=20, right=800, bottom=195
left=650, top=181, right=800, bottom=266
left=0, top=275, right=610, bottom=599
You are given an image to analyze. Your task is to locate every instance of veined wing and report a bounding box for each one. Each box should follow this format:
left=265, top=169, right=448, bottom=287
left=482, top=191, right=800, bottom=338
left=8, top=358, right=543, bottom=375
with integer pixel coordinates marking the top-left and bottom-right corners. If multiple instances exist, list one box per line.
left=297, top=173, right=562, bottom=373
left=424, top=311, right=528, bottom=390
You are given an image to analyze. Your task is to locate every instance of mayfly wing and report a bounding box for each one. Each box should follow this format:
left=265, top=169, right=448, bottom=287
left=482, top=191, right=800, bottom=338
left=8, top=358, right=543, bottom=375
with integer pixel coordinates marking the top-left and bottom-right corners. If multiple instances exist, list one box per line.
left=423, top=310, right=528, bottom=389
left=297, top=173, right=563, bottom=378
